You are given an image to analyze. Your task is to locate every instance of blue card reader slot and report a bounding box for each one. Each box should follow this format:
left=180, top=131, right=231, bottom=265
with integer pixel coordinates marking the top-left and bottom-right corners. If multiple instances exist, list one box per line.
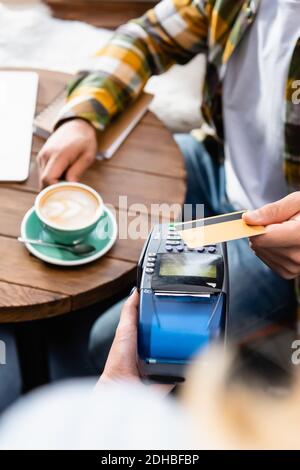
left=137, top=224, right=228, bottom=380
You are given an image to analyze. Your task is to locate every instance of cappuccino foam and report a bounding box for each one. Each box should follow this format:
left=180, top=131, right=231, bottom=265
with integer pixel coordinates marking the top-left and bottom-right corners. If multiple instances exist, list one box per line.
left=39, top=186, right=100, bottom=230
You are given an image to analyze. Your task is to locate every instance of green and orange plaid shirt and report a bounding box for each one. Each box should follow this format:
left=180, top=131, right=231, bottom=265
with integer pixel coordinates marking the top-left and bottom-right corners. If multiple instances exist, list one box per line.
left=57, top=0, right=300, bottom=191
left=57, top=0, right=300, bottom=313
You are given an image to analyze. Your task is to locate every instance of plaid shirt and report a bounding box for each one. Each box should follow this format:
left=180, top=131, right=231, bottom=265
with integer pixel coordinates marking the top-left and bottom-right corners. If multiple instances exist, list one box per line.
left=57, top=0, right=300, bottom=192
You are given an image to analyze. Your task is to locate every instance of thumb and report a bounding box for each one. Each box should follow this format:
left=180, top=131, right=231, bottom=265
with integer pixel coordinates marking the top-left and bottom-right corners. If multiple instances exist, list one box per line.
left=117, top=289, right=139, bottom=332
left=243, top=192, right=300, bottom=225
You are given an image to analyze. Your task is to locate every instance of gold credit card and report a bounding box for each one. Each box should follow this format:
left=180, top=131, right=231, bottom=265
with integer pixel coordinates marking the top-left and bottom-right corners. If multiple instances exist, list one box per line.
left=176, top=211, right=266, bottom=248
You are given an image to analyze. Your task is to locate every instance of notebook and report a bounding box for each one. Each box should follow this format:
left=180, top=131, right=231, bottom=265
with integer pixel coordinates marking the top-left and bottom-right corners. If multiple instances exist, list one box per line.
left=0, top=71, right=38, bottom=182
left=34, top=85, right=153, bottom=159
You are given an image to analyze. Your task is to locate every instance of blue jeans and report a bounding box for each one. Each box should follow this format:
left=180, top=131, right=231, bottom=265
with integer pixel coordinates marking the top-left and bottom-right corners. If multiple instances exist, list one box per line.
left=0, top=325, right=22, bottom=413
left=89, top=134, right=296, bottom=373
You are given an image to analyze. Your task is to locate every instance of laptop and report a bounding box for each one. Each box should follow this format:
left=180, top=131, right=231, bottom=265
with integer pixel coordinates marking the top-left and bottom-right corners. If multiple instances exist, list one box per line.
left=0, top=71, right=38, bottom=182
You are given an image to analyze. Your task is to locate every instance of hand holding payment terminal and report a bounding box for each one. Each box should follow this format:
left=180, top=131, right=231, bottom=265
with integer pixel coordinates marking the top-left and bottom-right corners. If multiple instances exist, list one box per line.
left=137, top=224, right=229, bottom=382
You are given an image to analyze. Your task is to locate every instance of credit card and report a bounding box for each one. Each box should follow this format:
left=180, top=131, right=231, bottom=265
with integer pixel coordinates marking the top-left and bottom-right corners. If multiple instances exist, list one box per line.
left=176, top=211, right=266, bottom=248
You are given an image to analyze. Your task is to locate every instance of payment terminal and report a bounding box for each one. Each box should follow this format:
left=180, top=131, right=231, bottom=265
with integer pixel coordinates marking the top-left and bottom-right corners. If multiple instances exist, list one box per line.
left=137, top=224, right=229, bottom=382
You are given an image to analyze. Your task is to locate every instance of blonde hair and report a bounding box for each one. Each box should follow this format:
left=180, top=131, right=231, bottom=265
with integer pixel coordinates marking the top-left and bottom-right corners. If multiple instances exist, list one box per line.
left=182, top=347, right=300, bottom=450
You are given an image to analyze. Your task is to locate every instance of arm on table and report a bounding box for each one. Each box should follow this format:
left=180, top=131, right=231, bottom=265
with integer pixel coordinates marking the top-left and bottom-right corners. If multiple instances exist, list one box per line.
left=37, top=0, right=210, bottom=187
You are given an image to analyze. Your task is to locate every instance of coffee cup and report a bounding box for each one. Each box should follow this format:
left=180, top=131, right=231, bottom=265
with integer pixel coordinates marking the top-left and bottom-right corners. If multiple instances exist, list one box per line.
left=35, top=182, right=104, bottom=244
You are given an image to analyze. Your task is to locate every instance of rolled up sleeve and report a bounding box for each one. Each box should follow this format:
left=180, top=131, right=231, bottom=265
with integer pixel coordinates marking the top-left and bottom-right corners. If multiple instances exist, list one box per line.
left=55, top=0, right=209, bottom=132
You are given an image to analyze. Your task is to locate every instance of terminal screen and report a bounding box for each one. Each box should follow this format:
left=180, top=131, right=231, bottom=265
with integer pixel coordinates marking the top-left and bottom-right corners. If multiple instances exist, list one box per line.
left=159, top=253, right=218, bottom=279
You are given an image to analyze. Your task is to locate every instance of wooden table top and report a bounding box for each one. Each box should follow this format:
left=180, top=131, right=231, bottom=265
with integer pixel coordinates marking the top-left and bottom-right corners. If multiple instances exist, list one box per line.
left=0, top=68, right=186, bottom=323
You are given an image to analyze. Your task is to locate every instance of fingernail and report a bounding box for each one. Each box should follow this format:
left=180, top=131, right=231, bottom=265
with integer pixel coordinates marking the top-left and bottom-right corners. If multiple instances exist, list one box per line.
left=130, top=287, right=137, bottom=295
left=245, top=210, right=261, bottom=222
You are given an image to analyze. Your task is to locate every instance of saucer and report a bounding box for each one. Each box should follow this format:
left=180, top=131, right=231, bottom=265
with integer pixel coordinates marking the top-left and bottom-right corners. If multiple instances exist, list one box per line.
left=20, top=206, right=118, bottom=266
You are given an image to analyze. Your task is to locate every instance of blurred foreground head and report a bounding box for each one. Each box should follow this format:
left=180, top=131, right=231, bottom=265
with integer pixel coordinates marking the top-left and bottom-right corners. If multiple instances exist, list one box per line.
left=183, top=346, right=300, bottom=450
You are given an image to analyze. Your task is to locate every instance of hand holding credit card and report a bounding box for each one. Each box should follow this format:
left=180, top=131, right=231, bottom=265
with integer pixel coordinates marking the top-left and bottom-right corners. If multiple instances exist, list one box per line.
left=176, top=211, right=266, bottom=248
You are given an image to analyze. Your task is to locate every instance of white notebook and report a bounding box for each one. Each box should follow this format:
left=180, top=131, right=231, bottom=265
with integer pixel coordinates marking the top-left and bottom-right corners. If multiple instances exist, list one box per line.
left=0, top=71, right=38, bottom=181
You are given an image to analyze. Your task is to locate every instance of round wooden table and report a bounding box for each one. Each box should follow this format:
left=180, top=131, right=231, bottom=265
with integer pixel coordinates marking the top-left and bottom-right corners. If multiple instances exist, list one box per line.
left=0, top=68, right=186, bottom=391
left=0, top=68, right=186, bottom=324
